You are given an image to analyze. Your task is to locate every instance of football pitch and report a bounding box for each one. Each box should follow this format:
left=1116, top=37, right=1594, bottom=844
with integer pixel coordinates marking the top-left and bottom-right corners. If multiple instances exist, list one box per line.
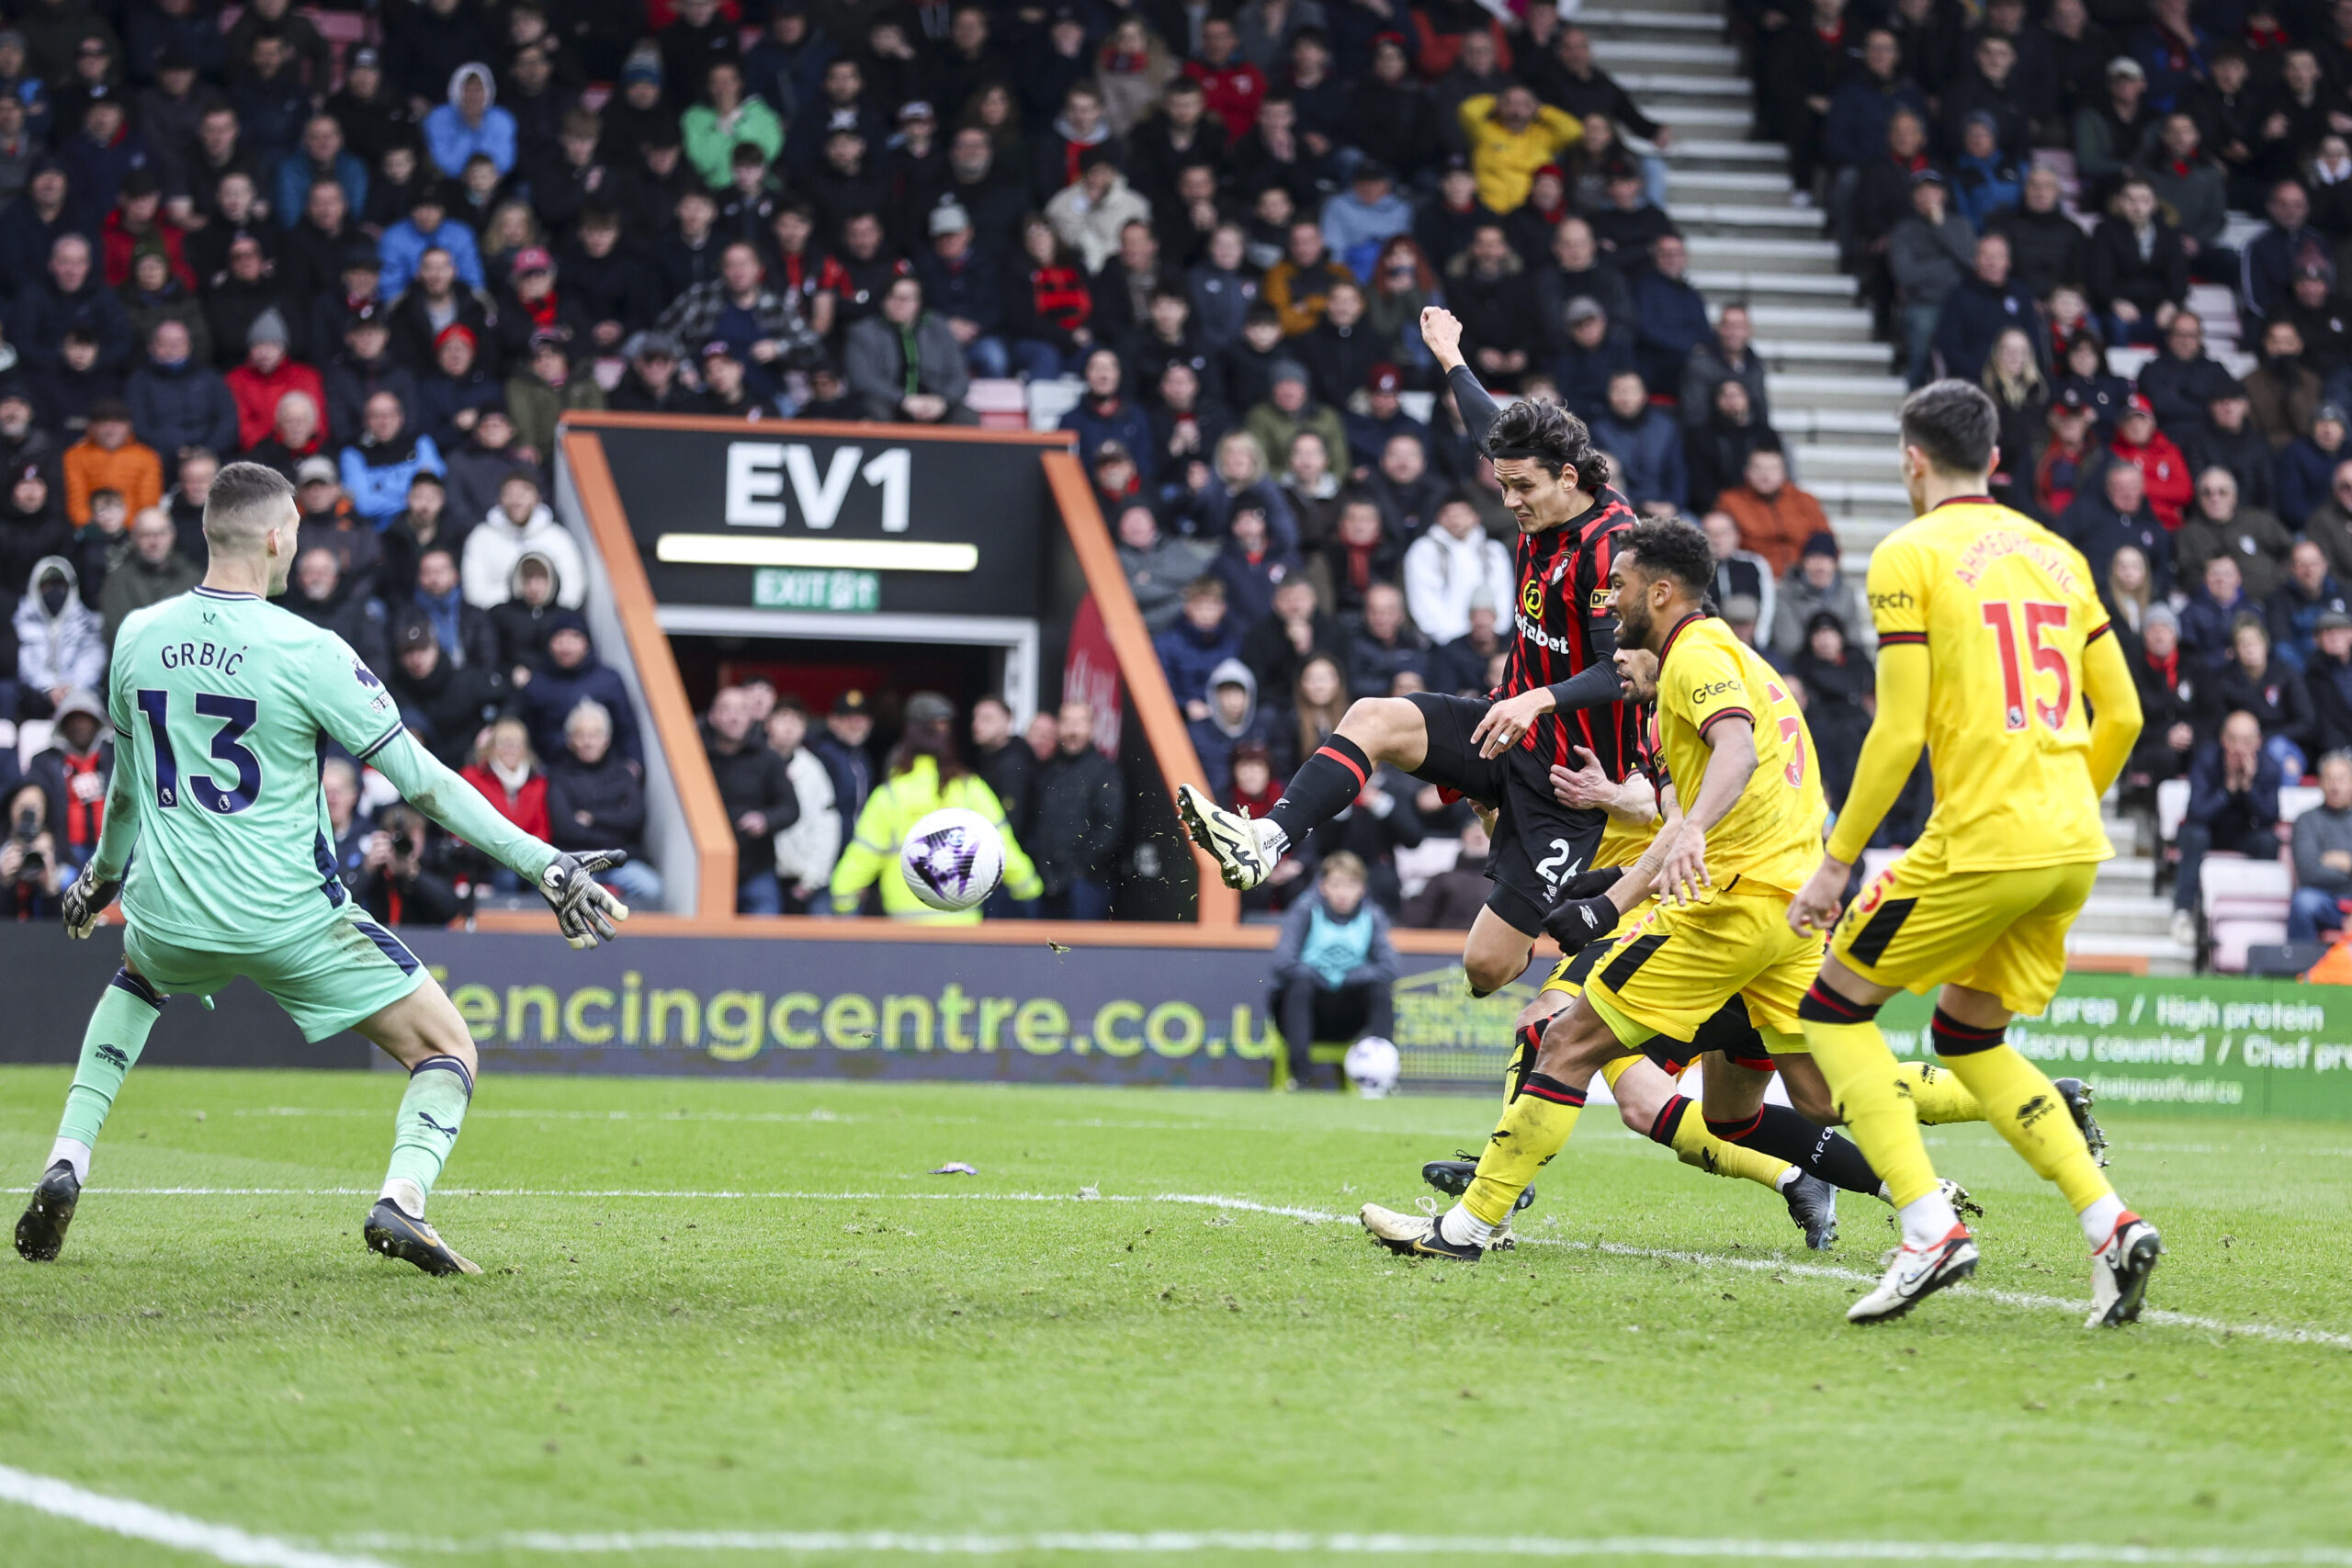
left=3, top=1066, right=2348, bottom=1568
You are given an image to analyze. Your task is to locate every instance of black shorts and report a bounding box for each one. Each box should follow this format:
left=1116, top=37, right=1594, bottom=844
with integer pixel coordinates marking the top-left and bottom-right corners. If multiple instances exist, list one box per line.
left=1406, top=692, right=1607, bottom=937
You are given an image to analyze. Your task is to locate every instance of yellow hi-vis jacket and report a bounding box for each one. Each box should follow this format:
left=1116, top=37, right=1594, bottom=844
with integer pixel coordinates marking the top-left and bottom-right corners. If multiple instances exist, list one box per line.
left=1456, top=95, right=1583, bottom=214
left=828, top=754, right=1044, bottom=922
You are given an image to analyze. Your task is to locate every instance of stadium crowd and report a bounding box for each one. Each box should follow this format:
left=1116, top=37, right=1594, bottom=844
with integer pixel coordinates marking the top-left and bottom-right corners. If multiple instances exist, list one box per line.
left=1, top=0, right=2350, bottom=956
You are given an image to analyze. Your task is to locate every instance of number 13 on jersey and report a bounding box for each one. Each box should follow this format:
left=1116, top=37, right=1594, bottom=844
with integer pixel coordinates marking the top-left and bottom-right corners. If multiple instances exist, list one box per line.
left=1981, top=601, right=2073, bottom=733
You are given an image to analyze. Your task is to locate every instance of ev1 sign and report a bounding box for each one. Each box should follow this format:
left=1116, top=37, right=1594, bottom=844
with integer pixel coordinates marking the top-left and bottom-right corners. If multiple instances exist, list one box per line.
left=724, top=442, right=912, bottom=533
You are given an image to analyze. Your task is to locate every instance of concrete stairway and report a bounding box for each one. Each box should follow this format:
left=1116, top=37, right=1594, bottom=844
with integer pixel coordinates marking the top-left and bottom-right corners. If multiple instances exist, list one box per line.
left=1582, top=0, right=2194, bottom=975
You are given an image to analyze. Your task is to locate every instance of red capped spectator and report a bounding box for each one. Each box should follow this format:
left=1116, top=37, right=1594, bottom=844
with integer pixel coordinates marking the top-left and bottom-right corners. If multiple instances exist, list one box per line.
left=2109, top=394, right=2194, bottom=527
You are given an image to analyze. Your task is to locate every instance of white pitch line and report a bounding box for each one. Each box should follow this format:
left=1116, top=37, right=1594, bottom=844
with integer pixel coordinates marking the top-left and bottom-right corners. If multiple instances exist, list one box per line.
left=0, top=1463, right=394, bottom=1568
left=26, top=1186, right=2351, bottom=1348
left=337, top=1529, right=2352, bottom=1562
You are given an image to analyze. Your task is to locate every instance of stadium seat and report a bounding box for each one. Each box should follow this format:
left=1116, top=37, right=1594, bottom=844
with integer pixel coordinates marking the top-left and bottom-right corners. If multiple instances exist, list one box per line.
left=1392, top=837, right=1461, bottom=900
left=1025, top=378, right=1084, bottom=432
left=2245, top=940, right=2333, bottom=976
left=967, top=378, right=1029, bottom=430
left=2211, top=918, right=2290, bottom=973
left=2279, top=785, right=2324, bottom=825
left=2199, top=859, right=2292, bottom=954
left=2155, top=779, right=2190, bottom=843
left=16, top=718, right=51, bottom=773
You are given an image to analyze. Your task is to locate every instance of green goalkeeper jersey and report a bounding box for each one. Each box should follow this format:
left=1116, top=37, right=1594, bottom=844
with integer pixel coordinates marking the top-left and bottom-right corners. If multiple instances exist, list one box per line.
left=104, top=586, right=555, bottom=952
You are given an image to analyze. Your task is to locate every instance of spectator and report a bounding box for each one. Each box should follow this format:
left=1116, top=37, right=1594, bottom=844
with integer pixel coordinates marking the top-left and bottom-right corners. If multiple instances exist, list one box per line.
left=1790, top=611, right=1874, bottom=808
left=2107, top=395, right=2193, bottom=528
left=2086, top=175, right=2188, bottom=344
left=1044, top=150, right=1150, bottom=276
left=377, top=190, right=486, bottom=302
left=845, top=276, right=974, bottom=424
left=1770, top=533, right=1863, bottom=663
left=654, top=240, right=822, bottom=388
left=2035, top=385, right=2105, bottom=516
left=2246, top=318, right=2324, bottom=448
left=1118, top=503, right=1212, bottom=633
left=1277, top=428, right=1344, bottom=548
left=1629, top=234, right=1710, bottom=400
left=2060, top=458, right=2173, bottom=596
left=1342, top=581, right=1428, bottom=700
left=2120, top=604, right=2196, bottom=810
left=2172, top=709, right=2282, bottom=947
left=339, top=390, right=445, bottom=529
left=98, top=504, right=197, bottom=644
left=2185, top=381, right=2273, bottom=513
left=2306, top=459, right=2352, bottom=584
left=2180, top=553, right=2256, bottom=671
left=1155, top=575, right=1243, bottom=719
left=0, top=781, right=65, bottom=919
left=2074, top=55, right=2153, bottom=207
left=319, top=757, right=373, bottom=889
left=424, top=62, right=516, bottom=180
left=1210, top=502, right=1301, bottom=635
left=2054, top=324, right=2129, bottom=431
left=545, top=697, right=662, bottom=908
left=1270, top=852, right=1398, bottom=1090
left=1427, top=588, right=1506, bottom=696
left=2136, top=318, right=2231, bottom=449
left=1546, top=296, right=1637, bottom=425
left=125, top=319, right=237, bottom=468
left=1445, top=223, right=1540, bottom=389
left=1981, top=327, right=2050, bottom=508
left=2205, top=616, right=2314, bottom=775
left=2278, top=403, right=2352, bottom=530
left=1701, top=509, right=1777, bottom=639
left=830, top=690, right=1039, bottom=921
left=13, top=234, right=131, bottom=378
left=353, top=802, right=465, bottom=927
left=2283, top=262, right=2350, bottom=382
left=1401, top=495, right=1510, bottom=648
left=2270, top=540, right=2351, bottom=674
left=1061, top=349, right=1156, bottom=479
left=1888, top=172, right=1975, bottom=387
left=967, top=696, right=1035, bottom=844
left=1824, top=28, right=1928, bottom=175
left=1457, top=84, right=1579, bottom=216
left=1679, top=303, right=1769, bottom=434
left=1845, top=108, right=1931, bottom=274
left=1321, top=161, right=1414, bottom=279
left=61, top=398, right=159, bottom=525
left=1949, top=113, right=2021, bottom=231
left=503, top=335, right=603, bottom=465
left=0, top=463, right=72, bottom=599
left=1685, top=378, right=1772, bottom=513
left=1590, top=371, right=1686, bottom=513
left=910, top=203, right=1008, bottom=380
left=14, top=555, right=104, bottom=709
left=460, top=469, right=584, bottom=609
left=701, top=683, right=798, bottom=916
left=763, top=698, right=840, bottom=914
left=2289, top=749, right=2352, bottom=942
left=1024, top=698, right=1125, bottom=919
left=1241, top=574, right=1343, bottom=707
left=224, top=310, right=326, bottom=452
left=283, top=546, right=388, bottom=671
left=1244, top=362, right=1349, bottom=483
left=2309, top=612, right=2352, bottom=755
left=1362, top=432, right=1446, bottom=543
left=387, top=615, right=509, bottom=770
left=681, top=59, right=782, bottom=191
left=521, top=612, right=640, bottom=768
left=1716, top=443, right=1829, bottom=579
left=1309, top=493, right=1402, bottom=620
left=2177, top=468, right=2293, bottom=603
left=1989, top=166, right=2086, bottom=301
left=1397, top=817, right=1493, bottom=931
left=2243, top=178, right=2326, bottom=321
left=457, top=716, right=551, bottom=886
left=1292, top=280, right=1382, bottom=415
left=2142, top=112, right=2232, bottom=282
left=412, top=545, right=500, bottom=672
left=810, top=689, right=875, bottom=852
left=26, top=687, right=110, bottom=873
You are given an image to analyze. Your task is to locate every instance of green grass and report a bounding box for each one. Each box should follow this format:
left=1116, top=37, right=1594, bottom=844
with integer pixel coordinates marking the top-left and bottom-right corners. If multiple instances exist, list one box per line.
left=2, top=1066, right=2348, bottom=1568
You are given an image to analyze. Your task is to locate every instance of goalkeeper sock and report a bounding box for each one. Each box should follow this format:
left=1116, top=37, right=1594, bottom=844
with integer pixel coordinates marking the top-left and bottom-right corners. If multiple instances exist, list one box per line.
left=1460, top=1070, right=1585, bottom=1227
left=1708, top=1105, right=1883, bottom=1197
left=1896, top=1059, right=1984, bottom=1124
left=380, top=1055, right=475, bottom=1216
left=1929, top=1013, right=2115, bottom=1225
left=1794, top=983, right=1941, bottom=1216
left=52, top=969, right=168, bottom=1175
left=1265, top=735, right=1371, bottom=852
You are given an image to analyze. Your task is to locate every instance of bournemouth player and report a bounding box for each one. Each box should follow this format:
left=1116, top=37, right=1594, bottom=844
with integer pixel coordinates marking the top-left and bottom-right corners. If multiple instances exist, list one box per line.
left=1178, top=307, right=1640, bottom=998
left=1788, top=381, right=2160, bottom=1327
left=14, top=463, right=630, bottom=1276
left=1363, top=520, right=1834, bottom=1262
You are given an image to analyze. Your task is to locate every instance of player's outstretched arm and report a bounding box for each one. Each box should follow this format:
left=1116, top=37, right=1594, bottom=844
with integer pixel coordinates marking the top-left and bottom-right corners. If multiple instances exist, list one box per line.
left=370, top=731, right=631, bottom=948
left=1422, top=307, right=1505, bottom=447
left=2080, top=627, right=2145, bottom=798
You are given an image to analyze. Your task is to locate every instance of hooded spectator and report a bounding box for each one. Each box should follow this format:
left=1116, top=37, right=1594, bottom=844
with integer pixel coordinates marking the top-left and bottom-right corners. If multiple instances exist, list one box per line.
left=460, top=468, right=583, bottom=609
left=520, top=611, right=640, bottom=767
left=12, top=554, right=103, bottom=707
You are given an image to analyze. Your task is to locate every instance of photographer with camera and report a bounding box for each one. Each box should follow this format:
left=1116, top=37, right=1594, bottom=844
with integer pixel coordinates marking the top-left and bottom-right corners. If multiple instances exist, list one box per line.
left=355, top=803, right=466, bottom=928
left=2, top=781, right=64, bottom=920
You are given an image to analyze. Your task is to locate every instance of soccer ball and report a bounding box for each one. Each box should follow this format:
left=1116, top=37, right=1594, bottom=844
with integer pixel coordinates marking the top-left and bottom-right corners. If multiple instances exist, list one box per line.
left=899, top=807, right=1005, bottom=912
left=1343, top=1036, right=1401, bottom=1099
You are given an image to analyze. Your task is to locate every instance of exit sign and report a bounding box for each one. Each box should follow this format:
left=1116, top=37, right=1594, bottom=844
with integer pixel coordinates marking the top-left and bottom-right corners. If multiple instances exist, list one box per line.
left=752, top=568, right=880, bottom=613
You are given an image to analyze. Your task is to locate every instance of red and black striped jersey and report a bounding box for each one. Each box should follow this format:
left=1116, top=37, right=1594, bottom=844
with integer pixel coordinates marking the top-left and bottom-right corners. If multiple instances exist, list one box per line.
left=1497, top=486, right=1645, bottom=779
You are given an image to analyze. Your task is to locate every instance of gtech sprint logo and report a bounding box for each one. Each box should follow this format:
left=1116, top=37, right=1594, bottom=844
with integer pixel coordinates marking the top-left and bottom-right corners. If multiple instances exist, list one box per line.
left=1522, top=579, right=1545, bottom=619
left=1870, top=591, right=1915, bottom=611
left=1690, top=679, right=1740, bottom=702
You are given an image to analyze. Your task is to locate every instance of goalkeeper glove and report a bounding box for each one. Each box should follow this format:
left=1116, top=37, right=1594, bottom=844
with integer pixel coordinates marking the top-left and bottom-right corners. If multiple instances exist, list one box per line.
left=1541, top=891, right=1621, bottom=955
left=61, top=872, right=120, bottom=940
left=538, top=851, right=632, bottom=949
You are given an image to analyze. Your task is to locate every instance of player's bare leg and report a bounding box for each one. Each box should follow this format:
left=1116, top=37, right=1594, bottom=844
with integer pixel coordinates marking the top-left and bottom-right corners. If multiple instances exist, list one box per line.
left=15, top=956, right=166, bottom=1262
left=354, top=979, right=486, bottom=1277
left=1179, top=696, right=1430, bottom=891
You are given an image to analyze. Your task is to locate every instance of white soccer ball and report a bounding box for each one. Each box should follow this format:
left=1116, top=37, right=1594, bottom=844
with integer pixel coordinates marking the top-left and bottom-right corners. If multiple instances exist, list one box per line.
left=899, top=807, right=1005, bottom=912
left=1343, top=1035, right=1402, bottom=1099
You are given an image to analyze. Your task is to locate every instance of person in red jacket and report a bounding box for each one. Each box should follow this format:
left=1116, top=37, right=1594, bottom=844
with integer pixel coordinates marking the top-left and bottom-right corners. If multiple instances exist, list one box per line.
left=2109, top=393, right=2194, bottom=528
left=459, top=716, right=552, bottom=890
left=98, top=169, right=194, bottom=291
left=1182, top=17, right=1267, bottom=139
left=223, top=309, right=330, bottom=452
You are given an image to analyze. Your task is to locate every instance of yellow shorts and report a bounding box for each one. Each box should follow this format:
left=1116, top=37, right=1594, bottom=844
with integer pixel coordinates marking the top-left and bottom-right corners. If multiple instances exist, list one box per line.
left=1581, top=881, right=1822, bottom=1046
left=1828, top=837, right=2099, bottom=1017
left=1538, top=902, right=1651, bottom=998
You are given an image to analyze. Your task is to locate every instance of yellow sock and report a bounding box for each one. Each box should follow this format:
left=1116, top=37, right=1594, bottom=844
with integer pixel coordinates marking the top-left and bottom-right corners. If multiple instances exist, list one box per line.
left=1939, top=1043, right=2114, bottom=1213
left=1896, top=1060, right=1984, bottom=1124
left=1662, top=1098, right=1794, bottom=1190
left=1463, top=1073, right=1584, bottom=1225
left=1793, top=1004, right=1940, bottom=1209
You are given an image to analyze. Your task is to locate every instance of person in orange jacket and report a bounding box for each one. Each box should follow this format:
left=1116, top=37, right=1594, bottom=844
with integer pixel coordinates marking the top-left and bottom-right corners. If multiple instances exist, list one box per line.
left=61, top=400, right=163, bottom=525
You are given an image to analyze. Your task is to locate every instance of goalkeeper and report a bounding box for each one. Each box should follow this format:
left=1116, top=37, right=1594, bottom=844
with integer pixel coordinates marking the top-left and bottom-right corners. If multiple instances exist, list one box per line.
left=15, top=462, right=630, bottom=1277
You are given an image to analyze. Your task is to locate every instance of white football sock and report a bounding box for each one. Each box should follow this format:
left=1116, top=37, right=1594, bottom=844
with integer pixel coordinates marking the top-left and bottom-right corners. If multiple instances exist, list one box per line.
left=1260, top=821, right=1290, bottom=858
left=2078, top=1193, right=2128, bottom=1247
left=1439, top=1203, right=1493, bottom=1247
left=379, top=1177, right=428, bottom=1218
left=48, top=1138, right=91, bottom=1186
left=1897, top=1188, right=1961, bottom=1250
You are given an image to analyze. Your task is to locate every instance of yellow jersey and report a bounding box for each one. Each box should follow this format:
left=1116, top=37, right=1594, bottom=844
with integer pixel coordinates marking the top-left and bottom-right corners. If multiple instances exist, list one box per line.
left=1855, top=498, right=2113, bottom=872
left=1593, top=708, right=1663, bottom=869
left=1655, top=614, right=1826, bottom=896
